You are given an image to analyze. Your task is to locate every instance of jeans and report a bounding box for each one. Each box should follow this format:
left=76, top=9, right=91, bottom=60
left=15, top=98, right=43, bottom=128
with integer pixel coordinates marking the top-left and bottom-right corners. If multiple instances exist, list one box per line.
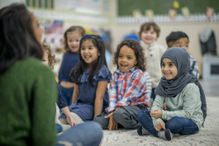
left=56, top=121, right=103, bottom=146
left=137, top=109, right=199, bottom=137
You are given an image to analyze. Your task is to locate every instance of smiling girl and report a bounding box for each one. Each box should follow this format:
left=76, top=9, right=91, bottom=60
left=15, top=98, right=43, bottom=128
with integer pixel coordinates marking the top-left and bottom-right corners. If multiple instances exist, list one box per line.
left=137, top=48, right=205, bottom=141
left=60, top=35, right=111, bottom=125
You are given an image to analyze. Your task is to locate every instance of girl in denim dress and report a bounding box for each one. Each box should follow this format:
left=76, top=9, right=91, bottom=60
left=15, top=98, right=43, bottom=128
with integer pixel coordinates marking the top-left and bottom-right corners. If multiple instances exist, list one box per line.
left=60, top=35, right=111, bottom=125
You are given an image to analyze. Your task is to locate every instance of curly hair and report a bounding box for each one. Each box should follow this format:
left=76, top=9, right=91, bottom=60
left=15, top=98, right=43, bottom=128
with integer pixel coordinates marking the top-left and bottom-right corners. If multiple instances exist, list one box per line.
left=42, top=43, right=56, bottom=69
left=114, top=40, right=146, bottom=71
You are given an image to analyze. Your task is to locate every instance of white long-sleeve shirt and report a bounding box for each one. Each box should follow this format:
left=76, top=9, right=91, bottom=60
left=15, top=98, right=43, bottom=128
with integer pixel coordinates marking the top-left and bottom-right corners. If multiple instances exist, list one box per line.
left=140, top=41, right=166, bottom=88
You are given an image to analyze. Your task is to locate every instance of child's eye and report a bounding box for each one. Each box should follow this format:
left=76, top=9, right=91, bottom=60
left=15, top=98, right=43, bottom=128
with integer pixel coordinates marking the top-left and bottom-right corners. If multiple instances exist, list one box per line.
left=89, top=47, right=93, bottom=50
left=169, top=63, right=174, bottom=67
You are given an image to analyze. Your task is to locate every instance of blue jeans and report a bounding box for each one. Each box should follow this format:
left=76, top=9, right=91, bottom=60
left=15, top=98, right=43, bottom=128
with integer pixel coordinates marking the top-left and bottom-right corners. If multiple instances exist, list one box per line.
left=56, top=121, right=103, bottom=146
left=137, top=109, right=199, bottom=137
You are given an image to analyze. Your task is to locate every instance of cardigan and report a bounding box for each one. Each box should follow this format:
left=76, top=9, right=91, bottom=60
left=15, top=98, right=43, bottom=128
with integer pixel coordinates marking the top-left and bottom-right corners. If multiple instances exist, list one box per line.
left=0, top=58, right=57, bottom=146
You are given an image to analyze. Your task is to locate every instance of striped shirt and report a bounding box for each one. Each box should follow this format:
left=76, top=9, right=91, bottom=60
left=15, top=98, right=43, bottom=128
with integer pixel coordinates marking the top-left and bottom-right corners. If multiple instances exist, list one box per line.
left=107, top=67, right=152, bottom=112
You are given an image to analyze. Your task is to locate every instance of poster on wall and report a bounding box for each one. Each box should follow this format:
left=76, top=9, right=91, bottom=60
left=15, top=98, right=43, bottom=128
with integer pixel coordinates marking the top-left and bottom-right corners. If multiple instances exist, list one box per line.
left=43, top=19, right=64, bottom=51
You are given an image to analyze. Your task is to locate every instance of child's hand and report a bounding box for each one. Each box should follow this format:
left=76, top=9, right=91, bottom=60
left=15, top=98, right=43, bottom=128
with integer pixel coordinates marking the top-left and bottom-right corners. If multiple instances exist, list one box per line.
left=105, top=107, right=118, bottom=118
left=66, top=115, right=76, bottom=127
left=104, top=112, right=113, bottom=118
left=150, top=110, right=162, bottom=118
left=154, top=119, right=165, bottom=131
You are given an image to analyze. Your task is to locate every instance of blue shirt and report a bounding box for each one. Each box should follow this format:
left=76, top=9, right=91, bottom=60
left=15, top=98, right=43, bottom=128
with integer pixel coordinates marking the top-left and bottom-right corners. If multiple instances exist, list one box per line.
left=58, top=52, right=79, bottom=82
left=62, top=65, right=112, bottom=120
left=76, top=65, right=111, bottom=107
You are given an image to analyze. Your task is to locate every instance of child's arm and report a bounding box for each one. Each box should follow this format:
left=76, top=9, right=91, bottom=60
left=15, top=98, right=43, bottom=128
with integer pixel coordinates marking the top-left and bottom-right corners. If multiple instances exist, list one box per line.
left=60, top=83, right=78, bottom=126
left=107, top=75, right=117, bottom=113
left=94, top=81, right=108, bottom=117
left=72, top=83, right=79, bottom=104
left=150, top=95, right=165, bottom=129
left=161, top=83, right=201, bottom=121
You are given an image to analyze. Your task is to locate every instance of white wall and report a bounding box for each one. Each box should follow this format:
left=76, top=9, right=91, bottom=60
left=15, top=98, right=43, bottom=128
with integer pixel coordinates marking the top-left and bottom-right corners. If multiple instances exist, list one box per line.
left=111, top=21, right=219, bottom=76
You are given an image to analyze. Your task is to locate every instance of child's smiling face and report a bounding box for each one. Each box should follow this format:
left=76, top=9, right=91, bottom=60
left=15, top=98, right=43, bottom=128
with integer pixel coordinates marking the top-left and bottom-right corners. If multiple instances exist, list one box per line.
left=67, top=31, right=81, bottom=53
left=140, top=27, right=158, bottom=45
left=118, top=45, right=137, bottom=73
left=80, top=39, right=99, bottom=65
left=161, top=58, right=178, bottom=80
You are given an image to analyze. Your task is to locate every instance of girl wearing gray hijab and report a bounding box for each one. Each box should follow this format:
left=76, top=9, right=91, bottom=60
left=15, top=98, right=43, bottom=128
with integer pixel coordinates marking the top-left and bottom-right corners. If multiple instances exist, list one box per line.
left=137, top=48, right=206, bottom=141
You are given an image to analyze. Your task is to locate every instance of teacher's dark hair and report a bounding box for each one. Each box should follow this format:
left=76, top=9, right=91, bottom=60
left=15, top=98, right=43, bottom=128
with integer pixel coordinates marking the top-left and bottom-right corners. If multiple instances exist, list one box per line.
left=0, top=3, right=43, bottom=73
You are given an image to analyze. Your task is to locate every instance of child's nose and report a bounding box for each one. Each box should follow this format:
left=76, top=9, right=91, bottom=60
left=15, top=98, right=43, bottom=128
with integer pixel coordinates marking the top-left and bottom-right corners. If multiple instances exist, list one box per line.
left=162, top=66, right=168, bottom=71
left=83, top=49, right=89, bottom=53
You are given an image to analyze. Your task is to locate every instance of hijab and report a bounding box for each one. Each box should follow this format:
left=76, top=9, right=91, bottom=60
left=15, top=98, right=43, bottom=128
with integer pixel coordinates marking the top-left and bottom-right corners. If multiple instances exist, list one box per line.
left=155, top=48, right=207, bottom=124
left=155, top=48, right=196, bottom=97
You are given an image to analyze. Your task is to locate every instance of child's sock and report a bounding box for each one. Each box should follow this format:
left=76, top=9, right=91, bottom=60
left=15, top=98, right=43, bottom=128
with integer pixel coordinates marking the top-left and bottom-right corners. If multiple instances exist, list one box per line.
left=137, top=126, right=149, bottom=136
left=158, top=129, right=173, bottom=141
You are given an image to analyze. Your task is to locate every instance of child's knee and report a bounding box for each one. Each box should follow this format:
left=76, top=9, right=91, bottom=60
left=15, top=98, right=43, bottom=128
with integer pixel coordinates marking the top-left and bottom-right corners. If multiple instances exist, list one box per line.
left=93, top=115, right=109, bottom=129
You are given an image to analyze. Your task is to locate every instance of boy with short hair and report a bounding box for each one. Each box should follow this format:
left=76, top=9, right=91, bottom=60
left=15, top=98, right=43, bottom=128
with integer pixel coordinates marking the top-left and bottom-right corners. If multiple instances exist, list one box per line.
left=139, top=22, right=166, bottom=100
left=166, top=31, right=199, bottom=78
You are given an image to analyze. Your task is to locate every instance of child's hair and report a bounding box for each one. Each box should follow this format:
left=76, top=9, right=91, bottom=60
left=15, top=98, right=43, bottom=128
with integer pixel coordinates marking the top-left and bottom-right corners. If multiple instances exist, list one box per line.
left=166, top=31, right=190, bottom=47
left=0, top=3, right=43, bottom=73
left=63, top=25, right=85, bottom=52
left=139, top=22, right=161, bottom=38
left=71, top=34, right=107, bottom=85
left=42, top=43, right=56, bottom=69
left=114, top=40, right=146, bottom=71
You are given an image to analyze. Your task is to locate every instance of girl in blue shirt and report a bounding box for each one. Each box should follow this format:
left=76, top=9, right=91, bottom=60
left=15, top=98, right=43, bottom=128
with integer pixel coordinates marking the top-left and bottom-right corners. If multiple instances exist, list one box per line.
left=58, top=26, right=85, bottom=107
left=60, top=34, right=111, bottom=126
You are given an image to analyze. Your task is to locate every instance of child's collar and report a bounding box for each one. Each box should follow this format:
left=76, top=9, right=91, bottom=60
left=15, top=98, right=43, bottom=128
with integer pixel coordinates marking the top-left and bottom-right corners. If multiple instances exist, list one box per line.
left=115, top=67, right=137, bottom=74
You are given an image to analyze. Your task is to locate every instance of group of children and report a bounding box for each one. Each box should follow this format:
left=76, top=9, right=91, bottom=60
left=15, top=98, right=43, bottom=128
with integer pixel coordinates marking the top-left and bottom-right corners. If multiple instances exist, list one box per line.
left=53, top=19, right=206, bottom=142
left=0, top=3, right=207, bottom=146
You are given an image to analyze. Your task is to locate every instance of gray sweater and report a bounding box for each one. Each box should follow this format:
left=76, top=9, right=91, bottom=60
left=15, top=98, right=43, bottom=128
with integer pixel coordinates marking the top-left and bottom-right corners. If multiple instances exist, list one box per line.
left=152, top=83, right=203, bottom=128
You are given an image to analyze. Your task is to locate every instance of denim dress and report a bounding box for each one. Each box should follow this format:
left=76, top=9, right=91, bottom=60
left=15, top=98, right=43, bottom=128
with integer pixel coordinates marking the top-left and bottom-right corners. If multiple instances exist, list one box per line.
left=69, top=65, right=111, bottom=120
left=58, top=52, right=80, bottom=106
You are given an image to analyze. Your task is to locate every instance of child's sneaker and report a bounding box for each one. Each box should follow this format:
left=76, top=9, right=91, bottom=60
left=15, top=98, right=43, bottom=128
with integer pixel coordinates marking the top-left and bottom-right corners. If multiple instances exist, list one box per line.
left=137, top=126, right=149, bottom=136
left=158, top=129, right=173, bottom=141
